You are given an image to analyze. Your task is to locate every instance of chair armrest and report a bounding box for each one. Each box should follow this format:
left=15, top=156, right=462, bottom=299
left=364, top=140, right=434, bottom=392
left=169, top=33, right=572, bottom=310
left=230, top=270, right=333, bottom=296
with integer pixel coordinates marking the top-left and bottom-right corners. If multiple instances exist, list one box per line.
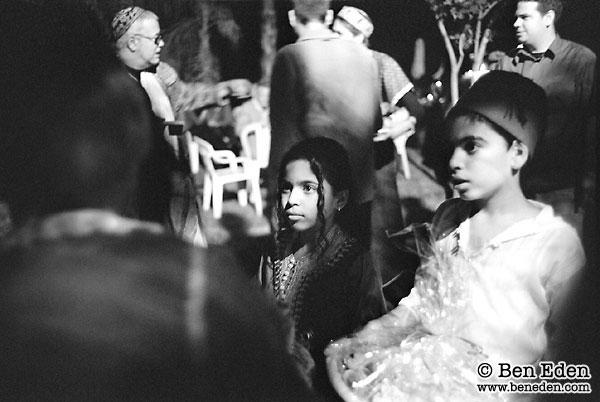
left=212, top=150, right=242, bottom=170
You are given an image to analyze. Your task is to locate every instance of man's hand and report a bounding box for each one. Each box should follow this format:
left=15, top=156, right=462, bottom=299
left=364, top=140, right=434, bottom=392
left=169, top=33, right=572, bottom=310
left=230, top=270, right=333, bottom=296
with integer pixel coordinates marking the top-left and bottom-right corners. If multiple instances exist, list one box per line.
left=374, top=107, right=417, bottom=157
left=374, top=107, right=416, bottom=143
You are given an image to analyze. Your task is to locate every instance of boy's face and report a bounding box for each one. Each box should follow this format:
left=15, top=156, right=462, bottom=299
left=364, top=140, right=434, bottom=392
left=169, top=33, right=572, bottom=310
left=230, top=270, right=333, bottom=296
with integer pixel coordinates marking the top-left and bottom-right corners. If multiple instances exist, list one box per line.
left=280, top=159, right=338, bottom=233
left=447, top=116, right=516, bottom=202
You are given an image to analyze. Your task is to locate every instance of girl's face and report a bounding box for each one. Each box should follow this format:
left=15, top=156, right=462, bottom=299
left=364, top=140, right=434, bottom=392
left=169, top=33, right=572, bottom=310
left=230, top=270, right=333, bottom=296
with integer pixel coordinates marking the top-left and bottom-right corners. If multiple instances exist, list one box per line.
left=448, top=116, right=519, bottom=203
left=280, top=159, right=339, bottom=234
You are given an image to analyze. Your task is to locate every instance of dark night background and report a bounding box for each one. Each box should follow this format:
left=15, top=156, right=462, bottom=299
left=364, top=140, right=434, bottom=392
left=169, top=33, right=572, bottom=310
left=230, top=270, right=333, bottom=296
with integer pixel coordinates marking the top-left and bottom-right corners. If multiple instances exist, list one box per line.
left=94, top=0, right=599, bottom=83
left=217, top=0, right=599, bottom=82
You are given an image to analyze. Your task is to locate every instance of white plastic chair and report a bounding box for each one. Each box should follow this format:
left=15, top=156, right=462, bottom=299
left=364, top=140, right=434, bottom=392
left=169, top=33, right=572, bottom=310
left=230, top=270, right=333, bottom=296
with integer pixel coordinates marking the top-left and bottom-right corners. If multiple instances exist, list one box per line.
left=186, top=134, right=262, bottom=219
left=239, top=122, right=271, bottom=169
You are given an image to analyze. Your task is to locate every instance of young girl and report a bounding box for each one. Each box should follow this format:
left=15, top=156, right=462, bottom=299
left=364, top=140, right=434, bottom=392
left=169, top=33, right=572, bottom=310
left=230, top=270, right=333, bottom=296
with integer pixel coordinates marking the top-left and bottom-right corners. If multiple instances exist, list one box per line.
left=260, top=137, right=386, bottom=399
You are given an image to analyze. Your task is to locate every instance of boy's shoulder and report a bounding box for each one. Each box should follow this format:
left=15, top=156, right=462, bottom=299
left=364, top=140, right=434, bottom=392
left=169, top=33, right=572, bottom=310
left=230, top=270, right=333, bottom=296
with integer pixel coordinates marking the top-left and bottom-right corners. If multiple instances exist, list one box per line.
left=431, top=198, right=472, bottom=241
left=431, top=198, right=582, bottom=243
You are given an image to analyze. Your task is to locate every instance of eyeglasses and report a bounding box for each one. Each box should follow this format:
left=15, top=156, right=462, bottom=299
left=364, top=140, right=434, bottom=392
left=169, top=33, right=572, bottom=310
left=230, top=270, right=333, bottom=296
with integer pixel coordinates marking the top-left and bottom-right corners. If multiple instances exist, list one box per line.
left=135, top=33, right=163, bottom=45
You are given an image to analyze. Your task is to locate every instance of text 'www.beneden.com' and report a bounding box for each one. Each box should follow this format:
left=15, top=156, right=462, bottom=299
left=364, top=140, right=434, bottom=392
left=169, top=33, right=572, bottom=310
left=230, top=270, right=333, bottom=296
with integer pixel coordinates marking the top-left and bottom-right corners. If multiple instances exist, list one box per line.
left=476, top=361, right=592, bottom=395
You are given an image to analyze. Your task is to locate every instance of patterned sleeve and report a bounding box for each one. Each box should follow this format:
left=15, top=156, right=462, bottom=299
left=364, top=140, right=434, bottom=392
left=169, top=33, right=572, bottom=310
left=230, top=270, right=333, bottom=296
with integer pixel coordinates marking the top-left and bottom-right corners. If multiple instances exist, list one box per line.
left=373, top=51, right=414, bottom=106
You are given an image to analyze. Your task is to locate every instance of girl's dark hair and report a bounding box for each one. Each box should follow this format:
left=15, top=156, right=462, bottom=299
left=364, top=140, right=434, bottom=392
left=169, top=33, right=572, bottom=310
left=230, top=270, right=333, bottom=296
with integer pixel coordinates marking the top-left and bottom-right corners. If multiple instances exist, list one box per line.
left=275, top=137, right=353, bottom=254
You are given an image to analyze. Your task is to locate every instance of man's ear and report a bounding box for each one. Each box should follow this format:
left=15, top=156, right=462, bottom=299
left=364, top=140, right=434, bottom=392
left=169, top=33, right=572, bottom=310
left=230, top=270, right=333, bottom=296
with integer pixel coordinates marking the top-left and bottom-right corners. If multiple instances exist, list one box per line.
left=324, top=9, right=334, bottom=26
left=510, top=141, right=529, bottom=170
left=288, top=10, right=297, bottom=28
left=336, top=189, right=349, bottom=211
left=543, top=10, right=555, bottom=28
left=126, top=35, right=137, bottom=51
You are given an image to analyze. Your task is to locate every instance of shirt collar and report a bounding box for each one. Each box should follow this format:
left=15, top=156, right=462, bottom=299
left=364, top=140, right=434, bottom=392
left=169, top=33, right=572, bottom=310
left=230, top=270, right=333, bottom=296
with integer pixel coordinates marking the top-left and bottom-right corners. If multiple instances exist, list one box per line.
left=514, top=35, right=561, bottom=63
left=456, top=201, right=559, bottom=251
left=296, top=27, right=337, bottom=42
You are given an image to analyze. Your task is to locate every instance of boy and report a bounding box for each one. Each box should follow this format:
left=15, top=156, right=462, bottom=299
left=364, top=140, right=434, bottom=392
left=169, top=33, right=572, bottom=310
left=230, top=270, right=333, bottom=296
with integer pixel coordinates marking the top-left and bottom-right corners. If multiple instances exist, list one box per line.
left=327, top=71, right=585, bottom=392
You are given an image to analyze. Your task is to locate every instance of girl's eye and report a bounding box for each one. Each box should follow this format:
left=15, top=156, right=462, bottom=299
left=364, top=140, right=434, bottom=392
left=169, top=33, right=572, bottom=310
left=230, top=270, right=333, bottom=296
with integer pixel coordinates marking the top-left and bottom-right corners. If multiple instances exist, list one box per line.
left=303, top=184, right=317, bottom=193
left=279, top=182, right=292, bottom=194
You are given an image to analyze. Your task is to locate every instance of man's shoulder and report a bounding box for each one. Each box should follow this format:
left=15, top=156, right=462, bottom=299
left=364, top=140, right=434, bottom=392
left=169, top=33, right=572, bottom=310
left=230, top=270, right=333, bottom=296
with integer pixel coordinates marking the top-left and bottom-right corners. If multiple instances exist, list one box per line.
left=493, top=48, right=519, bottom=71
left=276, top=37, right=376, bottom=74
left=558, top=37, right=596, bottom=63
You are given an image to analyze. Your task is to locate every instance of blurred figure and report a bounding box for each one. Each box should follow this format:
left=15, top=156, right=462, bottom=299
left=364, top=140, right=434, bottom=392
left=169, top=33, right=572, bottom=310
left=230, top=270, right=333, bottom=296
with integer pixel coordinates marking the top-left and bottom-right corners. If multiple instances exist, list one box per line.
left=333, top=6, right=424, bottom=122
left=0, top=2, right=314, bottom=401
left=268, top=0, right=382, bottom=245
left=232, top=82, right=271, bottom=137
left=333, top=6, right=424, bottom=304
left=113, top=6, right=208, bottom=249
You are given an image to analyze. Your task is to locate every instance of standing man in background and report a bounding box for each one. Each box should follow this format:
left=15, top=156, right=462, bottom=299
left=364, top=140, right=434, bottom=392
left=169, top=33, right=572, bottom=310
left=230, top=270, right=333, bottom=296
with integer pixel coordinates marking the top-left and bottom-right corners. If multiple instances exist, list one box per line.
left=113, top=7, right=179, bottom=224
left=333, top=5, right=424, bottom=304
left=495, top=0, right=596, bottom=249
left=268, top=0, right=382, bottom=244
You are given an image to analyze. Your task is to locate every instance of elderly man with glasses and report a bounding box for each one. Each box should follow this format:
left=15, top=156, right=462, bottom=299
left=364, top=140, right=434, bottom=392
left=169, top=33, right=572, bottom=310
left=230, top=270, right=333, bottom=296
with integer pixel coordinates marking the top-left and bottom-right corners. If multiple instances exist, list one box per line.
left=113, top=7, right=164, bottom=76
left=112, top=7, right=179, bottom=225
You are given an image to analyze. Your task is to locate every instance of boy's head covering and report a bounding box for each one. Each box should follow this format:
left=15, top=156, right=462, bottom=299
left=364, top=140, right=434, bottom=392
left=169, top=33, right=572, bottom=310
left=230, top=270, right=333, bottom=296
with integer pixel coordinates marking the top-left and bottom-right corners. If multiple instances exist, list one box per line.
left=112, top=6, right=144, bottom=41
left=336, top=6, right=374, bottom=38
left=447, top=70, right=547, bottom=155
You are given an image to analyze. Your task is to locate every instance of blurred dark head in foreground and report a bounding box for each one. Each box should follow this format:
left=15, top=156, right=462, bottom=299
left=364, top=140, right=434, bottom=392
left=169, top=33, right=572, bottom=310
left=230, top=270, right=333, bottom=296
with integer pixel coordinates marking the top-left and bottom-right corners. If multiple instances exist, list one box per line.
left=0, top=2, right=313, bottom=401
left=0, top=239, right=312, bottom=402
left=0, top=1, right=151, bottom=225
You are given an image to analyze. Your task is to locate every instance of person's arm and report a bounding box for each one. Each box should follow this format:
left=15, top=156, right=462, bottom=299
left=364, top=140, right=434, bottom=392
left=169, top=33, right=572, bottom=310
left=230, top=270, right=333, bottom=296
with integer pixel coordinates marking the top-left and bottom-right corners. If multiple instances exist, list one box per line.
left=396, top=90, right=425, bottom=121
left=377, top=52, right=425, bottom=121
left=359, top=304, right=419, bottom=336
left=581, top=55, right=597, bottom=208
left=542, top=228, right=586, bottom=361
left=350, top=251, right=387, bottom=330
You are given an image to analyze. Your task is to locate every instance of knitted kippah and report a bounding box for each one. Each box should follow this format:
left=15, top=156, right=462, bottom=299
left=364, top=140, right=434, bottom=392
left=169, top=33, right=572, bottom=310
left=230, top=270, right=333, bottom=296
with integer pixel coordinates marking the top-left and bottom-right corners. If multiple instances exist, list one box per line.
left=111, top=6, right=144, bottom=41
left=447, top=71, right=547, bottom=155
left=337, top=6, right=373, bottom=38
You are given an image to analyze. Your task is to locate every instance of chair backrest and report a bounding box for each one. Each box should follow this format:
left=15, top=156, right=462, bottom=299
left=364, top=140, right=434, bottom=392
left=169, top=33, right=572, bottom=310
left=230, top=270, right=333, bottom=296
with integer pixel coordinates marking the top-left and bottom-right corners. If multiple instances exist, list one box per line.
left=192, top=137, right=217, bottom=175
left=239, top=122, right=271, bottom=169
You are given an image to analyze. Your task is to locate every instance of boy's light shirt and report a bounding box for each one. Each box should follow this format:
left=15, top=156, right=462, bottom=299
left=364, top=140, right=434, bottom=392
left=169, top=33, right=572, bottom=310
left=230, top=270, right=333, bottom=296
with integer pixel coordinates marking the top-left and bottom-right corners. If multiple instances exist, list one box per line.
left=399, top=200, right=585, bottom=367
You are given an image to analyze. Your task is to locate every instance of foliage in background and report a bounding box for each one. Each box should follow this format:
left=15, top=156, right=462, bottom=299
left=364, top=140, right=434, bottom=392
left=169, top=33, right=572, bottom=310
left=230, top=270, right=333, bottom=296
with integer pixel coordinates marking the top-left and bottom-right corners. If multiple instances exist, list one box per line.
left=161, top=3, right=241, bottom=83
left=424, top=0, right=505, bottom=105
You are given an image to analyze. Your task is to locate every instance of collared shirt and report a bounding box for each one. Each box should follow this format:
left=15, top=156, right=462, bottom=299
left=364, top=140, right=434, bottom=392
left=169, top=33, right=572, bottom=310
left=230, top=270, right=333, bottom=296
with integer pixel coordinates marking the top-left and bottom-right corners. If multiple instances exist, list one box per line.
left=399, top=198, right=585, bottom=366
left=495, top=36, right=596, bottom=193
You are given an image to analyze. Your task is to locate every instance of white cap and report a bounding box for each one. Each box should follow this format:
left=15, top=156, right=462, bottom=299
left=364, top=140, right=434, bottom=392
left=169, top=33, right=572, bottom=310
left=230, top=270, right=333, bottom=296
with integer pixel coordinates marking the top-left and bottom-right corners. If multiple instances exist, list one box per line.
left=336, top=6, right=373, bottom=38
